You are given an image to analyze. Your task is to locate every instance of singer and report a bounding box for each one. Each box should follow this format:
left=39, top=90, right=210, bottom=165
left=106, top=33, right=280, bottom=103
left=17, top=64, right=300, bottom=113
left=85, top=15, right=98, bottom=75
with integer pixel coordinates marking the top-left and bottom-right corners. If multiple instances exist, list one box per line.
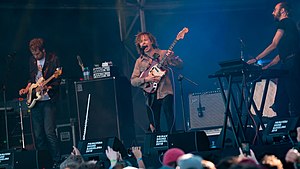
left=130, top=32, right=183, bottom=133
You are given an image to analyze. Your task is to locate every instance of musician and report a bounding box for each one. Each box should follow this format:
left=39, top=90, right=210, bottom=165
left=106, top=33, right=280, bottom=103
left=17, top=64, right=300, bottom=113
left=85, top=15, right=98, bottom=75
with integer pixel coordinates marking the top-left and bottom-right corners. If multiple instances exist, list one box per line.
left=131, top=32, right=183, bottom=133
left=19, top=38, right=61, bottom=163
left=247, top=2, right=300, bottom=117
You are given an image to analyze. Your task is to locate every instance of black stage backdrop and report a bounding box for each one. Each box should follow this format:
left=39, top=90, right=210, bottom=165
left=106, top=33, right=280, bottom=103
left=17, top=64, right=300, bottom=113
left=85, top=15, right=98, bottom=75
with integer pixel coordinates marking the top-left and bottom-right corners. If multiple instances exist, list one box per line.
left=0, top=0, right=299, bottom=140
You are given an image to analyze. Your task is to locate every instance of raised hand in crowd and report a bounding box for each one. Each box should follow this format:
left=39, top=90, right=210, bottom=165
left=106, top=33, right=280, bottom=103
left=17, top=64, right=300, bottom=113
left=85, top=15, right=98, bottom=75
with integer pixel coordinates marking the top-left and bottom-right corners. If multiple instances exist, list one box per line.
left=131, top=146, right=145, bottom=168
left=238, top=147, right=259, bottom=165
left=71, top=146, right=81, bottom=156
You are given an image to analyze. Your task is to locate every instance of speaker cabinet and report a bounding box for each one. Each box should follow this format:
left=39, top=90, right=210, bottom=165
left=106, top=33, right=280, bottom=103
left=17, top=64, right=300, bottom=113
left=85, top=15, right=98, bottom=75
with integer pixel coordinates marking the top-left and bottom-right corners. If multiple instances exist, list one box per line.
left=0, top=150, right=52, bottom=169
left=188, top=91, right=225, bottom=130
left=168, top=131, right=210, bottom=152
left=74, top=77, right=135, bottom=147
left=56, top=79, right=77, bottom=125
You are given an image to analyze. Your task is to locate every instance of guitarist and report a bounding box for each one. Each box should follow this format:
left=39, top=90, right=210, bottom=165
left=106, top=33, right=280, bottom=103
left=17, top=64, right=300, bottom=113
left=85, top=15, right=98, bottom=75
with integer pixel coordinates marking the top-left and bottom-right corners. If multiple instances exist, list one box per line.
left=131, top=32, right=183, bottom=133
left=19, top=38, right=61, bottom=165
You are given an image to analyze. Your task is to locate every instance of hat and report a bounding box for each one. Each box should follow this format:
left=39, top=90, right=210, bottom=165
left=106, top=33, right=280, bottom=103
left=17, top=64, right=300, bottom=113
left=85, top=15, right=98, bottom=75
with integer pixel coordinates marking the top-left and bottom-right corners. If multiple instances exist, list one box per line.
left=177, top=153, right=203, bottom=169
left=163, top=148, right=185, bottom=166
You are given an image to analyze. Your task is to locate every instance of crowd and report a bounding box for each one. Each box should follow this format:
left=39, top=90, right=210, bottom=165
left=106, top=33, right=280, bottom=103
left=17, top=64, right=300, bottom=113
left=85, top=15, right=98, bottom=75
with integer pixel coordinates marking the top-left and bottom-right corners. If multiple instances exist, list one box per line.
left=57, top=127, right=300, bottom=169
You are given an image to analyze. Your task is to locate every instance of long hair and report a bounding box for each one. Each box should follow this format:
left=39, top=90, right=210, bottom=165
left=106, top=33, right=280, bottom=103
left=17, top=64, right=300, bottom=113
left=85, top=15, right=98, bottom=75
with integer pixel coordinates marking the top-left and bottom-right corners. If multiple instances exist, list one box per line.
left=135, top=32, right=158, bottom=55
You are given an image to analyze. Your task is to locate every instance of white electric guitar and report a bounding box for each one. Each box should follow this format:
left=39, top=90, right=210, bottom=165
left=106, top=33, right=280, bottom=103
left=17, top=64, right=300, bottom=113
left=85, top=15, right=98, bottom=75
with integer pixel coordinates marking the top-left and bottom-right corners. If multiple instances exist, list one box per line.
left=140, top=27, right=189, bottom=93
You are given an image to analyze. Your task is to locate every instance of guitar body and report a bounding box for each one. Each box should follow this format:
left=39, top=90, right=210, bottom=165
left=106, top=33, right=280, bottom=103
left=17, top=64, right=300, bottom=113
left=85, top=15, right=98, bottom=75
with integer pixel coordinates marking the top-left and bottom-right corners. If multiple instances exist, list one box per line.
left=140, top=63, right=166, bottom=93
left=25, top=68, right=62, bottom=109
left=26, top=83, right=42, bottom=109
left=26, top=84, right=42, bottom=109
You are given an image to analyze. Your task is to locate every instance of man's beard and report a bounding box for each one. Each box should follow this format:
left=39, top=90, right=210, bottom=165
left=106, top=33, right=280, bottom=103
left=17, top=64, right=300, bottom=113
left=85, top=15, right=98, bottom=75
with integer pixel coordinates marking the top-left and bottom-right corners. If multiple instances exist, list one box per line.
left=273, top=12, right=281, bottom=22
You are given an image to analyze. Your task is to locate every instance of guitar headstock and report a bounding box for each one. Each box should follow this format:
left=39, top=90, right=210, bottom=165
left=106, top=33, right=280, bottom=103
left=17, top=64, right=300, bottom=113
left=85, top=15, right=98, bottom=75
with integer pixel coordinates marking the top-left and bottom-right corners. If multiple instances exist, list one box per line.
left=176, top=27, right=189, bottom=40
left=77, top=55, right=85, bottom=72
left=54, top=67, right=63, bottom=78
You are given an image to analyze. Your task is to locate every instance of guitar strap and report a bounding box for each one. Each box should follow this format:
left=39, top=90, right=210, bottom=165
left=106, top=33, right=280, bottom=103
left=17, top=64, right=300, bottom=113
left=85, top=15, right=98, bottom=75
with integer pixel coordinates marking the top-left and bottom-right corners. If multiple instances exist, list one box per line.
left=43, top=57, right=49, bottom=79
left=144, top=92, right=156, bottom=107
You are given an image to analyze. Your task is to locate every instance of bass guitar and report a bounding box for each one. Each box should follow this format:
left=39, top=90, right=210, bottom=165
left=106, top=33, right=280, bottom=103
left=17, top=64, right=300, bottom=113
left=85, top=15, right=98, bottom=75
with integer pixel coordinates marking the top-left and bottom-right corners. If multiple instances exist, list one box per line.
left=140, top=27, right=189, bottom=93
left=26, top=68, right=62, bottom=108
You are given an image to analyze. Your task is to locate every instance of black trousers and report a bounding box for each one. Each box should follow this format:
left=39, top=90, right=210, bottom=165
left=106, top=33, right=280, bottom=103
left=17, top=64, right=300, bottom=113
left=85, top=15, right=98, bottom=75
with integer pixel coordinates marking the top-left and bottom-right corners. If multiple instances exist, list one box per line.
left=145, top=93, right=175, bottom=133
left=273, top=56, right=300, bottom=117
left=31, top=100, right=60, bottom=162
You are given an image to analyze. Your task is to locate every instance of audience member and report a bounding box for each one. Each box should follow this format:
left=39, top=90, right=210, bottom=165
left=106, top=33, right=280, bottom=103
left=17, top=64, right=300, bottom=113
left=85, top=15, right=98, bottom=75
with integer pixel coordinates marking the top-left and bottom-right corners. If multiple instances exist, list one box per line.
left=176, top=153, right=203, bottom=169
left=261, top=155, right=283, bottom=169
left=202, top=159, right=216, bottom=169
left=60, top=146, right=84, bottom=169
left=159, top=148, right=185, bottom=169
left=216, top=156, right=240, bottom=169
left=285, top=127, right=300, bottom=168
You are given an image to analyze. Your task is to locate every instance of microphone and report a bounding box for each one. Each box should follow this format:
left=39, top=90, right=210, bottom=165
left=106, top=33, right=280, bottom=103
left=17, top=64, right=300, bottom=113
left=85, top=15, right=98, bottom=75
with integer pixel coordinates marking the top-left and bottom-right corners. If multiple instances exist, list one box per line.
left=140, top=46, right=147, bottom=54
left=141, top=46, right=147, bottom=50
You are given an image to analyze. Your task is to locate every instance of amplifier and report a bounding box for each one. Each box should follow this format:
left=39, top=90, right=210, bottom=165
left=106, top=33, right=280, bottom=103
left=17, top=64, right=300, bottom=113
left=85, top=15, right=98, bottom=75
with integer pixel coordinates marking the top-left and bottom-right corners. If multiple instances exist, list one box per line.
left=74, top=77, right=135, bottom=147
left=92, top=66, right=118, bottom=79
left=0, top=150, right=52, bottom=169
left=188, top=91, right=225, bottom=130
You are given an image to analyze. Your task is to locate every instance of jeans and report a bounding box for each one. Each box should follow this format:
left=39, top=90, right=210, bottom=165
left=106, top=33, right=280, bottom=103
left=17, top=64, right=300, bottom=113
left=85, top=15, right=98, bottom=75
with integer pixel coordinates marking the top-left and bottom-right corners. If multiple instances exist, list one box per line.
left=31, top=100, right=60, bottom=162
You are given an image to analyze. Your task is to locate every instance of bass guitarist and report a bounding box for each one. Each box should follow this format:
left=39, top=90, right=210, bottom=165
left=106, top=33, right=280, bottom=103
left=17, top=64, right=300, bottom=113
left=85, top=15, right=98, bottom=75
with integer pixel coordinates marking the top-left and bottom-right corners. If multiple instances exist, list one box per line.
left=19, top=38, right=61, bottom=166
left=131, top=32, right=183, bottom=133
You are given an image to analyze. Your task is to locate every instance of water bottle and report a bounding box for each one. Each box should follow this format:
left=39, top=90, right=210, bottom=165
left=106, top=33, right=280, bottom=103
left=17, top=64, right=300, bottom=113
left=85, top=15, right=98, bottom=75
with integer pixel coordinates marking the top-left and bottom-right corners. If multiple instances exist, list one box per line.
left=83, top=67, right=90, bottom=80
left=210, top=141, right=217, bottom=149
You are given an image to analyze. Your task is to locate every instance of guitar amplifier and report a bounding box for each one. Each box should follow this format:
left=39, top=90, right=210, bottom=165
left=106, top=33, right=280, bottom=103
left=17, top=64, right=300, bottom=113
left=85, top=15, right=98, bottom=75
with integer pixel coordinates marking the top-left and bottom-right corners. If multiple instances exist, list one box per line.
left=188, top=91, right=225, bottom=130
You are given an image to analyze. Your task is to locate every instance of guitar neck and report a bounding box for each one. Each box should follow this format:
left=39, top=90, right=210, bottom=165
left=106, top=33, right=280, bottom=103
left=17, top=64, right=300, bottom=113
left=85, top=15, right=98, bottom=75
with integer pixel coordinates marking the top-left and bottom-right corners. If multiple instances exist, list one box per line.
left=158, top=39, right=178, bottom=68
left=42, top=75, right=55, bottom=86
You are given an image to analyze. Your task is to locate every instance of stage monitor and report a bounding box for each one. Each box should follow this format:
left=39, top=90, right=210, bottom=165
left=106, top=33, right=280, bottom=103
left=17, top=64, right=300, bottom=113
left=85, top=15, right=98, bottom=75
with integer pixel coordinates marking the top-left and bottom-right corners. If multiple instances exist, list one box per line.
left=153, top=133, right=168, bottom=150
left=265, top=117, right=299, bottom=137
left=143, top=133, right=169, bottom=155
left=0, top=150, right=13, bottom=168
left=77, top=137, right=127, bottom=161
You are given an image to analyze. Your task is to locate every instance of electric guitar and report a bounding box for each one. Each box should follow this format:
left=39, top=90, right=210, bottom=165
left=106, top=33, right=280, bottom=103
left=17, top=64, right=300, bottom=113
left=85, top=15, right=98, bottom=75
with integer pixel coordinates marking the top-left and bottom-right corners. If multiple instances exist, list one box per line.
left=26, top=68, right=62, bottom=108
left=140, top=27, right=189, bottom=93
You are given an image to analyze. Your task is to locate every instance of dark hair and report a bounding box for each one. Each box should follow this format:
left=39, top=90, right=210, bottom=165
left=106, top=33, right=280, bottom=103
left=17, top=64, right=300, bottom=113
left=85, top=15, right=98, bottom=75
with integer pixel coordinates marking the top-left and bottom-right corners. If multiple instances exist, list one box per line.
left=279, top=2, right=291, bottom=16
left=135, top=32, right=158, bottom=54
left=113, top=160, right=132, bottom=169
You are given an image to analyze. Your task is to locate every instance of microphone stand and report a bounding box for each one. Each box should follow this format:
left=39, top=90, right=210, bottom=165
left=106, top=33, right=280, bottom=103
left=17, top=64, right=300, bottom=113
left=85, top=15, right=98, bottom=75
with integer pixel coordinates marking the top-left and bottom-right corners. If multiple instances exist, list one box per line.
left=2, top=52, right=16, bottom=150
left=178, top=74, right=198, bottom=132
left=239, top=38, right=245, bottom=61
left=2, top=84, right=9, bottom=149
left=18, top=98, right=25, bottom=149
